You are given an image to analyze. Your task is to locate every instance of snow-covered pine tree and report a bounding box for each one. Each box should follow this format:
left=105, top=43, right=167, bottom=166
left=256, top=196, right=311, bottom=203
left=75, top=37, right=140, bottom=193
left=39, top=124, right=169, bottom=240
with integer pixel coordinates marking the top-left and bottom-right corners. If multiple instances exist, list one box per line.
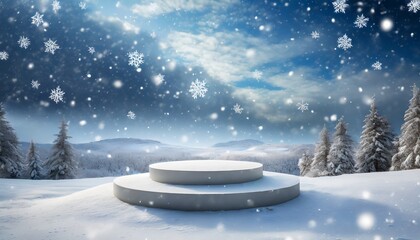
left=326, top=117, right=355, bottom=175
left=44, top=120, right=77, bottom=179
left=27, top=141, right=42, bottom=179
left=298, top=152, right=312, bottom=176
left=355, top=101, right=394, bottom=173
left=392, top=84, right=420, bottom=170
left=310, top=125, right=330, bottom=176
left=0, top=104, right=23, bottom=178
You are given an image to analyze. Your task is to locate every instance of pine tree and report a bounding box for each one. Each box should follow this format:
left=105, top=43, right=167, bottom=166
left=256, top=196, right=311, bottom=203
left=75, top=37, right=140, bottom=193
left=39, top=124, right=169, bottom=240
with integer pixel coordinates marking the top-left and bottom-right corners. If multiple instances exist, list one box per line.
left=27, top=141, right=42, bottom=179
left=310, top=125, right=330, bottom=176
left=298, top=152, right=312, bottom=176
left=392, top=84, right=420, bottom=170
left=0, top=104, right=23, bottom=178
left=327, top=117, right=355, bottom=175
left=356, top=101, right=394, bottom=173
left=44, top=120, right=77, bottom=179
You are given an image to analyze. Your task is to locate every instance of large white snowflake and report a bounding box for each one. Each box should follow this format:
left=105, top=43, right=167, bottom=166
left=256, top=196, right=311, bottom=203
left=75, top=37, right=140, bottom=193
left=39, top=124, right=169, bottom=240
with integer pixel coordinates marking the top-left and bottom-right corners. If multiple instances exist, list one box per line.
left=18, top=36, right=31, bottom=49
left=311, top=31, right=320, bottom=39
left=79, top=1, right=87, bottom=10
left=44, top=39, right=60, bottom=54
left=252, top=70, right=263, bottom=80
left=88, top=47, right=95, bottom=54
left=337, top=34, right=352, bottom=50
left=49, top=86, right=65, bottom=103
left=372, top=61, right=382, bottom=70
left=128, top=50, right=144, bottom=68
left=127, top=111, right=136, bottom=120
left=354, top=14, right=369, bottom=28
left=31, top=80, right=40, bottom=89
left=232, top=103, right=244, bottom=114
left=52, top=0, right=61, bottom=14
left=31, top=12, right=44, bottom=27
left=0, top=51, right=8, bottom=60
left=408, top=0, right=420, bottom=13
left=189, top=79, right=208, bottom=99
left=297, top=101, right=309, bottom=112
left=332, top=0, right=349, bottom=13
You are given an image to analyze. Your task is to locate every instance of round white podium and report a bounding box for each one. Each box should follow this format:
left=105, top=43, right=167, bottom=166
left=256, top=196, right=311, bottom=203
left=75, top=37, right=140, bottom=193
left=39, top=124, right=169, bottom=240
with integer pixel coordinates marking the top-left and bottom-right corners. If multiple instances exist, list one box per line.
left=149, top=160, right=263, bottom=185
left=113, top=160, right=300, bottom=211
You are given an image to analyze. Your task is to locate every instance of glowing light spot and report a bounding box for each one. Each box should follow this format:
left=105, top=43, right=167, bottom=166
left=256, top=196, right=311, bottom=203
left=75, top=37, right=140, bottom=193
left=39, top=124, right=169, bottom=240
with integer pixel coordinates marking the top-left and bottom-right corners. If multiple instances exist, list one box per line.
left=380, top=18, right=393, bottom=32
left=357, top=212, right=375, bottom=230
left=79, top=120, right=87, bottom=126
left=113, top=80, right=123, bottom=88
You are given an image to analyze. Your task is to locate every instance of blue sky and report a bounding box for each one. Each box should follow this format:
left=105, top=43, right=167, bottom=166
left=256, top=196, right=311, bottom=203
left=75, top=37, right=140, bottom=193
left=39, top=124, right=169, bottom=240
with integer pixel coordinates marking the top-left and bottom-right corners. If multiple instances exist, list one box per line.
left=0, top=0, right=419, bottom=146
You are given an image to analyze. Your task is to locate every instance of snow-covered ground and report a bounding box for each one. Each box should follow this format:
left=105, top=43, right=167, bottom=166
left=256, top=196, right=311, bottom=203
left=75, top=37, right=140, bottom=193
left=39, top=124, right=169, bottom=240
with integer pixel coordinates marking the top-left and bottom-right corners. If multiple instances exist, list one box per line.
left=0, top=170, right=419, bottom=240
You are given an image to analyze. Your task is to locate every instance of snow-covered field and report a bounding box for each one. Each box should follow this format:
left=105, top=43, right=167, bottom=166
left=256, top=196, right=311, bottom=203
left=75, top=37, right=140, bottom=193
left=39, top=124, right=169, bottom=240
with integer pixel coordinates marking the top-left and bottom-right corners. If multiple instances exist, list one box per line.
left=1, top=170, right=419, bottom=240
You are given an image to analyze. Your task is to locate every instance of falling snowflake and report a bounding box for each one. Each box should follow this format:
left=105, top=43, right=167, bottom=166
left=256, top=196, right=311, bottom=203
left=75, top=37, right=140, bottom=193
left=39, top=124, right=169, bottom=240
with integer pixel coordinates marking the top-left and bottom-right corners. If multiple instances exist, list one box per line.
left=189, top=79, right=208, bottom=99
left=44, top=39, right=60, bottom=54
left=31, top=80, right=40, bottom=89
left=311, top=31, right=320, bottom=39
left=408, top=0, right=420, bottom=13
left=52, top=0, right=61, bottom=14
left=79, top=1, right=87, bottom=10
left=128, top=50, right=144, bottom=68
left=354, top=14, right=369, bottom=28
left=88, top=47, right=95, bottom=54
left=127, top=111, right=136, bottom=120
left=332, top=0, right=349, bottom=13
left=372, top=61, right=382, bottom=70
left=337, top=34, right=352, bottom=50
left=252, top=70, right=263, bottom=80
left=153, top=73, right=165, bottom=86
left=297, top=101, right=309, bottom=112
left=17, top=36, right=31, bottom=49
left=0, top=51, right=8, bottom=60
left=31, top=12, right=44, bottom=27
left=49, top=86, right=65, bottom=103
left=232, top=103, right=244, bottom=114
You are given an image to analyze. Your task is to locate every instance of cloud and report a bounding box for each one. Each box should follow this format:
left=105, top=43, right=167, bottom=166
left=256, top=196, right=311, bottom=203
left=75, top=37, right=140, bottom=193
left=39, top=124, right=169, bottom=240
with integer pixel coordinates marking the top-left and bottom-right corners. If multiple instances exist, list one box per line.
left=165, top=31, right=315, bottom=83
left=89, top=13, right=141, bottom=34
left=132, top=0, right=237, bottom=18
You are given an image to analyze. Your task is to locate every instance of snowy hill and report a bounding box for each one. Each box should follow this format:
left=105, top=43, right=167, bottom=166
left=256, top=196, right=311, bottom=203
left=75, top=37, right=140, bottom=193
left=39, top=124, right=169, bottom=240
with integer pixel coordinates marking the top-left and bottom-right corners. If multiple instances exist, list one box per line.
left=0, top=169, right=418, bottom=239
left=212, top=139, right=264, bottom=149
left=19, top=138, right=313, bottom=178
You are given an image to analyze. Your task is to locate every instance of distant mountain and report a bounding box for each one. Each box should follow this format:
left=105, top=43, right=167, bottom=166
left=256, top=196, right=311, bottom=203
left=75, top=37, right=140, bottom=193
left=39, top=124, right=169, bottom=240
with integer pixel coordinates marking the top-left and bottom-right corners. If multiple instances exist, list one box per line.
left=212, top=139, right=264, bottom=149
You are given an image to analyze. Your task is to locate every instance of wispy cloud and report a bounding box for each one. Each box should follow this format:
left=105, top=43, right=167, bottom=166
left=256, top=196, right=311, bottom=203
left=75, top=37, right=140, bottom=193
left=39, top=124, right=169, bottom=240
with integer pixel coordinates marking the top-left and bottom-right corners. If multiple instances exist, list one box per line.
left=165, top=31, right=315, bottom=82
left=132, top=0, right=237, bottom=18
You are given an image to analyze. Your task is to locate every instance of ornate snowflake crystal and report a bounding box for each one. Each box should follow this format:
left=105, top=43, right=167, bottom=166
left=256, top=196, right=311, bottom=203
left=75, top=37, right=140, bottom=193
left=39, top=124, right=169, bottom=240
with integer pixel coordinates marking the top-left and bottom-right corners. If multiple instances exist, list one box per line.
left=127, top=111, right=136, bottom=120
left=18, top=36, right=31, bottom=49
left=311, top=31, right=320, bottom=39
left=332, top=0, right=349, bottom=13
left=337, top=34, right=352, bottom=50
left=88, top=47, right=95, bottom=54
left=31, top=80, right=40, bottom=89
left=354, top=14, right=369, bottom=28
left=128, top=50, right=144, bottom=68
left=79, top=1, right=87, bottom=10
left=372, top=61, right=382, bottom=70
left=252, top=70, right=263, bottom=80
left=189, top=79, right=208, bottom=99
left=153, top=73, right=165, bottom=85
left=297, top=101, right=309, bottom=112
left=52, top=0, right=61, bottom=14
left=408, top=0, right=420, bottom=13
left=49, top=86, right=65, bottom=103
left=44, top=39, right=60, bottom=54
left=31, top=12, right=44, bottom=27
left=0, top=51, right=8, bottom=60
left=232, top=103, right=244, bottom=114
